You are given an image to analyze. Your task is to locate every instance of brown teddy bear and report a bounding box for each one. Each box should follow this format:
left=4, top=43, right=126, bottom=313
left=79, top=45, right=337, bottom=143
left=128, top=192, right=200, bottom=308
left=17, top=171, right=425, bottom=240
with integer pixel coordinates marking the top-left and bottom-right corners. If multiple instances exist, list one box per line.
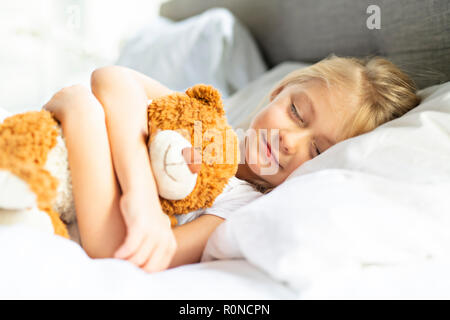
left=0, top=84, right=239, bottom=239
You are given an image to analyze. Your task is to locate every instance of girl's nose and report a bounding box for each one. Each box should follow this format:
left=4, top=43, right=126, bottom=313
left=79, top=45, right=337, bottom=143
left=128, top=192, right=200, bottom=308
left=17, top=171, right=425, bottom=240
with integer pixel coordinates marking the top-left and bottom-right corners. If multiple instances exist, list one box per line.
left=279, top=128, right=312, bottom=155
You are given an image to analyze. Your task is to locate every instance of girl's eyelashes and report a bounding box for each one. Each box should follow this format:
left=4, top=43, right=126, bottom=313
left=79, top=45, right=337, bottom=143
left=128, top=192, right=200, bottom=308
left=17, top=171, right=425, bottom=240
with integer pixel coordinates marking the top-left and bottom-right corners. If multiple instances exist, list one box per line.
left=289, top=103, right=304, bottom=125
left=313, top=142, right=321, bottom=156
left=289, top=101, right=321, bottom=157
left=309, top=141, right=321, bottom=158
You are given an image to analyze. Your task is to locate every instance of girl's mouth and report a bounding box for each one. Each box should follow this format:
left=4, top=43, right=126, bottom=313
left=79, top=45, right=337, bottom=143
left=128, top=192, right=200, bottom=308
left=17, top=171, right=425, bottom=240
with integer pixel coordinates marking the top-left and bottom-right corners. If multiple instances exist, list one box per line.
left=266, top=141, right=271, bottom=158
left=262, top=133, right=281, bottom=168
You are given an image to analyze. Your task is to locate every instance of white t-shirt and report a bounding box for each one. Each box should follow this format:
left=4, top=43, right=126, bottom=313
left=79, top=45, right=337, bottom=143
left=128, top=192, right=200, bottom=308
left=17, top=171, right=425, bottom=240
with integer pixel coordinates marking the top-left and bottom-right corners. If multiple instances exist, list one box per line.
left=175, top=176, right=263, bottom=225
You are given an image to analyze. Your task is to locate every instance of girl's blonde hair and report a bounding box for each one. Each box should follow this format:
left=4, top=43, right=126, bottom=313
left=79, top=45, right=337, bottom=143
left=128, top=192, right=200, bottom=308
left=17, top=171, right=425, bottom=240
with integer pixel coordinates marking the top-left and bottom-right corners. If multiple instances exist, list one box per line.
left=247, top=54, right=422, bottom=194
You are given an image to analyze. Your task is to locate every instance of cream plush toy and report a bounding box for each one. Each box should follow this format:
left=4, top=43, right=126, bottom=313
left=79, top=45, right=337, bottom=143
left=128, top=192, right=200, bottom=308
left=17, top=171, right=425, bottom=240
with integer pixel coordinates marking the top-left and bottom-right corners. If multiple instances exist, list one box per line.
left=0, top=84, right=239, bottom=238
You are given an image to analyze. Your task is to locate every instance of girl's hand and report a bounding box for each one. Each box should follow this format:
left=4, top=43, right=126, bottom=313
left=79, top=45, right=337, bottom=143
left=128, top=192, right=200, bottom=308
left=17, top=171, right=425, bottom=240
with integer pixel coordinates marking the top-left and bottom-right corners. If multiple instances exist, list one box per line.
left=43, top=84, right=97, bottom=121
left=114, top=191, right=177, bottom=273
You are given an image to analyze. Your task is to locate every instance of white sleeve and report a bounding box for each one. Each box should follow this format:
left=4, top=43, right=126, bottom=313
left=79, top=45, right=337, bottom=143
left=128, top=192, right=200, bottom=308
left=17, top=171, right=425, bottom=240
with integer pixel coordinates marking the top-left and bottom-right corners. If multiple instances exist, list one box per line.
left=203, top=177, right=263, bottom=220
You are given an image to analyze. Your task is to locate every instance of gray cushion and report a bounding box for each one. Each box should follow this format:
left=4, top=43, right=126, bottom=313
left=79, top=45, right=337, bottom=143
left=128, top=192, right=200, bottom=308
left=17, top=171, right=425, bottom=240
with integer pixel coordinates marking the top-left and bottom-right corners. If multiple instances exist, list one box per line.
left=161, top=0, right=450, bottom=89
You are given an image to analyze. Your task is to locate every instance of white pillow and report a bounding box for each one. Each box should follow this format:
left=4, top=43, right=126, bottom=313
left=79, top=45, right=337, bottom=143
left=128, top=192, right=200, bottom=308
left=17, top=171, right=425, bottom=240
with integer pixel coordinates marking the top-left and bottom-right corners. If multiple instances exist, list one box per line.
left=117, top=8, right=267, bottom=98
left=203, top=77, right=450, bottom=297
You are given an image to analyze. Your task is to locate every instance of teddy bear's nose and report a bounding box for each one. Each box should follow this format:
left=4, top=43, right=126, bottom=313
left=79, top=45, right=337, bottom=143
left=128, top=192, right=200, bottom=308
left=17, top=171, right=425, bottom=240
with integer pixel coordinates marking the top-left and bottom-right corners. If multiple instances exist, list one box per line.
left=182, top=147, right=202, bottom=174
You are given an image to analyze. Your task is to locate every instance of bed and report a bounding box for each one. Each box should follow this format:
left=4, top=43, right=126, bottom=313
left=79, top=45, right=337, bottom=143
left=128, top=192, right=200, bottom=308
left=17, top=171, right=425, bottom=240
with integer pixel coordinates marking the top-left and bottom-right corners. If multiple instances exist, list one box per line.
left=1, top=0, right=450, bottom=299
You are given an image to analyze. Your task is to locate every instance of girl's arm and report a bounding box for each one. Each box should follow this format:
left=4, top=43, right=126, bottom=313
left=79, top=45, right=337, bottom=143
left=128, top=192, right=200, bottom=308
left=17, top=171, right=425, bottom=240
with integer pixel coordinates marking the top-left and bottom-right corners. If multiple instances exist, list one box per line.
left=42, top=84, right=225, bottom=271
left=90, top=66, right=176, bottom=271
left=43, top=85, right=127, bottom=258
left=90, top=66, right=173, bottom=194
left=170, top=214, right=225, bottom=268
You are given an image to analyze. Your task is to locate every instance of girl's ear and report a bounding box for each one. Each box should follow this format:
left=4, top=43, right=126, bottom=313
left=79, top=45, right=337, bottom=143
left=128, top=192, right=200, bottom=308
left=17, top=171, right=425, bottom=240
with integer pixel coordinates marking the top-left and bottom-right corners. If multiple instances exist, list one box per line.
left=270, top=85, right=285, bottom=102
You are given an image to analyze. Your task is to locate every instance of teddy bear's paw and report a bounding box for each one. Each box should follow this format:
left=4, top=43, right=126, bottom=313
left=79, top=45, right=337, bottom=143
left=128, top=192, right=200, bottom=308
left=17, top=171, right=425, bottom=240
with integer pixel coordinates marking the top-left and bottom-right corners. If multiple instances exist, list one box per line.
left=0, top=170, right=37, bottom=210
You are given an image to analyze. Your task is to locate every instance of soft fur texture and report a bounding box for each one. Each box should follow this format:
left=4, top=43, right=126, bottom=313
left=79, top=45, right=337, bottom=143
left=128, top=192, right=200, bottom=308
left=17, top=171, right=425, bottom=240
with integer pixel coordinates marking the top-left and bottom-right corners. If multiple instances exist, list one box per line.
left=0, top=111, right=69, bottom=238
left=0, top=84, right=239, bottom=237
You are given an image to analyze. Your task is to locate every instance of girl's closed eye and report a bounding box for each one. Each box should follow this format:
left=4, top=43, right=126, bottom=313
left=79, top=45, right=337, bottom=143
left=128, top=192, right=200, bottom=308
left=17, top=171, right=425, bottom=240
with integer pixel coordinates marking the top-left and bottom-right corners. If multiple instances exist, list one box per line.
left=289, top=102, right=321, bottom=157
left=313, top=141, right=321, bottom=156
left=289, top=103, right=304, bottom=124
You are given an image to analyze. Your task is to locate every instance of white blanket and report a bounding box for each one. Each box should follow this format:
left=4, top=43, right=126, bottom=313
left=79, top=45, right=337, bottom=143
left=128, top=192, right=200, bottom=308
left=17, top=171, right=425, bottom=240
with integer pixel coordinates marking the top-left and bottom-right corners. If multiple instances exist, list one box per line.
left=0, top=225, right=294, bottom=299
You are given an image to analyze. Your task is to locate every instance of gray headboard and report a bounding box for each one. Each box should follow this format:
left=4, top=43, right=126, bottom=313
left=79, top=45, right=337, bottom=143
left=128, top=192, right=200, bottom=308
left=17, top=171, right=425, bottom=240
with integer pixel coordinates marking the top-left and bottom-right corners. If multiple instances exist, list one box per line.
left=160, top=0, right=450, bottom=89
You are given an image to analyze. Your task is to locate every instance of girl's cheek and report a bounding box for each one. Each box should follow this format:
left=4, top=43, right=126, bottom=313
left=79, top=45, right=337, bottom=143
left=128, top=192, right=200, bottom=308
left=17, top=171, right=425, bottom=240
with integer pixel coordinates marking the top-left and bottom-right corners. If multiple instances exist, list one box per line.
left=258, top=107, right=281, bottom=127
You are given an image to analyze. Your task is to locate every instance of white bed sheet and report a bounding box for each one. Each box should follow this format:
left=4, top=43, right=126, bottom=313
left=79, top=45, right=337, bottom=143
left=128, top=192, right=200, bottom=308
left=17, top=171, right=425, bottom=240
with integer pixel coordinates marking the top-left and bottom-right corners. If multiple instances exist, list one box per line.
left=0, top=225, right=295, bottom=299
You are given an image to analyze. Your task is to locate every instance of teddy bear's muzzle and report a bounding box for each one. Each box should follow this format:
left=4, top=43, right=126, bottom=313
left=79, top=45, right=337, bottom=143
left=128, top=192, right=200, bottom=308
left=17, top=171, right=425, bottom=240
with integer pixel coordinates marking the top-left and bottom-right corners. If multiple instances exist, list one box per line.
left=149, top=130, right=199, bottom=200
left=182, top=147, right=201, bottom=174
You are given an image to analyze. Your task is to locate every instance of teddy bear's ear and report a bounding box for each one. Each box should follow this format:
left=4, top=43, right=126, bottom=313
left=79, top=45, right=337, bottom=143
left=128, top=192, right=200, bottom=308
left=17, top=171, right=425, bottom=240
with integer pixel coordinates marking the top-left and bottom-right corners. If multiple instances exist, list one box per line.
left=185, top=84, right=223, bottom=108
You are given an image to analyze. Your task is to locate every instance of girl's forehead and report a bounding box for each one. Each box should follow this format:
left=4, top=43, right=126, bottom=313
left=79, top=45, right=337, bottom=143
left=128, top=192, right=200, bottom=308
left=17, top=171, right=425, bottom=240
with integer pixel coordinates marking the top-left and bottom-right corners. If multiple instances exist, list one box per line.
left=286, top=80, right=358, bottom=141
left=285, top=81, right=332, bottom=108
left=287, top=79, right=331, bottom=95
left=284, top=80, right=329, bottom=105
left=290, top=80, right=355, bottom=114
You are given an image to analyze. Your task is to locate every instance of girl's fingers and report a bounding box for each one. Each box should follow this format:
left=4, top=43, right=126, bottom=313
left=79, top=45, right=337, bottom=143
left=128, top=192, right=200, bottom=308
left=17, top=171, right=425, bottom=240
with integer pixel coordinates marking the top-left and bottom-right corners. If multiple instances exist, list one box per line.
left=142, top=244, right=173, bottom=273
left=142, top=246, right=165, bottom=273
left=128, top=237, right=156, bottom=267
left=114, top=228, right=145, bottom=259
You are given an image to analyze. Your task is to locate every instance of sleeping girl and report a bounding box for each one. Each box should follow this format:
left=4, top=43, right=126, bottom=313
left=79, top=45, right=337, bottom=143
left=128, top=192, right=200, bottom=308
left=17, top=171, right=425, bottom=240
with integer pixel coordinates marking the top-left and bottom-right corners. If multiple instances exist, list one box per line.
left=43, top=54, right=421, bottom=273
